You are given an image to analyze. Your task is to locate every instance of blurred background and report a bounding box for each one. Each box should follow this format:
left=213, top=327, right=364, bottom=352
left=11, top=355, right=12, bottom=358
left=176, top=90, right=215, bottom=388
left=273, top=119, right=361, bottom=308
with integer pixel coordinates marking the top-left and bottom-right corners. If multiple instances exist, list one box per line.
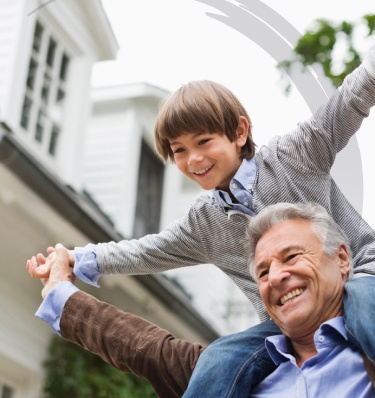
left=0, top=0, right=374, bottom=396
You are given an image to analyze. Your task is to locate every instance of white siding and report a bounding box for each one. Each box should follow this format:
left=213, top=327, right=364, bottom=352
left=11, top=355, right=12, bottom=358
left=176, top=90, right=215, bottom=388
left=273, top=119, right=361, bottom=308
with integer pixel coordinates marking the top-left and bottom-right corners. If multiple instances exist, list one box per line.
left=0, top=0, right=29, bottom=126
left=83, top=106, right=142, bottom=237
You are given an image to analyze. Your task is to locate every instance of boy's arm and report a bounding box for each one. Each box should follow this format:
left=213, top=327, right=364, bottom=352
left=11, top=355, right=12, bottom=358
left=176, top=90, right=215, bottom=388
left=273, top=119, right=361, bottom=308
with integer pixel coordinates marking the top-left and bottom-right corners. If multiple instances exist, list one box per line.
left=278, top=46, right=375, bottom=172
left=27, top=201, right=210, bottom=284
left=91, top=201, right=210, bottom=278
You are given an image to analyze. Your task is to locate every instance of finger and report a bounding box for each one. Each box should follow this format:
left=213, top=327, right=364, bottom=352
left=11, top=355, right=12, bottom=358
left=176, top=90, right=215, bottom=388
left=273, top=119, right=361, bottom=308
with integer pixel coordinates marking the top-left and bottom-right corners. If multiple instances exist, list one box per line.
left=26, top=256, right=50, bottom=278
left=36, top=253, right=47, bottom=265
left=41, top=277, right=49, bottom=286
left=46, top=246, right=56, bottom=255
left=54, top=243, right=69, bottom=261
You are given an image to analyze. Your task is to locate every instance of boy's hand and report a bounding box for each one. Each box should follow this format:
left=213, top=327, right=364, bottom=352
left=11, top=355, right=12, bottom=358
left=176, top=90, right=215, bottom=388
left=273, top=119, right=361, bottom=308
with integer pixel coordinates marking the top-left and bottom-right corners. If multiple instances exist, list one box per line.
left=26, top=245, right=75, bottom=279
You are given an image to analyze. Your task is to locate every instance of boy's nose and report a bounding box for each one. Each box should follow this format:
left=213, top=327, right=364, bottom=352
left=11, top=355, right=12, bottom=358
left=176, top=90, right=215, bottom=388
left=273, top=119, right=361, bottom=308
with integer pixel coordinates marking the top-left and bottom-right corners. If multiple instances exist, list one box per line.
left=188, top=151, right=204, bottom=165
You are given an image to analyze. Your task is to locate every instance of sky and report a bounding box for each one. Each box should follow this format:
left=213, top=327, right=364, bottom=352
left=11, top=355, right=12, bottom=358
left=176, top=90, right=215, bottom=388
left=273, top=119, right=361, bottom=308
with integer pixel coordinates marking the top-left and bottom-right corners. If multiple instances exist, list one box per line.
left=92, top=0, right=375, bottom=333
left=93, top=0, right=375, bottom=225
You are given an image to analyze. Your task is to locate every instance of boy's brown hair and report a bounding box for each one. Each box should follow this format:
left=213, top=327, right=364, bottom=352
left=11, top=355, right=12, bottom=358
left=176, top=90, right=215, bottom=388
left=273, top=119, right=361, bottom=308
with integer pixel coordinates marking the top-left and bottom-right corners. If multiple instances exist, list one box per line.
left=154, top=80, right=256, bottom=162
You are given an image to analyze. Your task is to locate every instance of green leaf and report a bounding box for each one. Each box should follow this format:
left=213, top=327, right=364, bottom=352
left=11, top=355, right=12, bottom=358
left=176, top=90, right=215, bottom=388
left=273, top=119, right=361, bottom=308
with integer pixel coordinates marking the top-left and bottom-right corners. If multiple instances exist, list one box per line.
left=277, top=15, right=375, bottom=93
left=43, top=336, right=157, bottom=398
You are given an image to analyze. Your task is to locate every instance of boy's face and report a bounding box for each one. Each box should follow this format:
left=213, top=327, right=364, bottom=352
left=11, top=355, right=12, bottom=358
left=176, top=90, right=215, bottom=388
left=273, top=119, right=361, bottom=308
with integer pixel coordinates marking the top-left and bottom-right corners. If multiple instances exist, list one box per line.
left=169, top=120, right=247, bottom=191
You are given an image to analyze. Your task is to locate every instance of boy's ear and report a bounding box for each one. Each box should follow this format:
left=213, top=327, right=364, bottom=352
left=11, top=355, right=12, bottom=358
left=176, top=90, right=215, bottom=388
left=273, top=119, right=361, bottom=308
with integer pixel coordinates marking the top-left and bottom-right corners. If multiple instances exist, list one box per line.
left=236, top=116, right=249, bottom=148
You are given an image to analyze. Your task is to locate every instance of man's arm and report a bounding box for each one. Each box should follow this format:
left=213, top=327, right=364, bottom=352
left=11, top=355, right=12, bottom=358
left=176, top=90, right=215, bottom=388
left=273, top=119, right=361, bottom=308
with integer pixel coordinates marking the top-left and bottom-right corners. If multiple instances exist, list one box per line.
left=33, top=244, right=205, bottom=398
left=61, top=291, right=204, bottom=398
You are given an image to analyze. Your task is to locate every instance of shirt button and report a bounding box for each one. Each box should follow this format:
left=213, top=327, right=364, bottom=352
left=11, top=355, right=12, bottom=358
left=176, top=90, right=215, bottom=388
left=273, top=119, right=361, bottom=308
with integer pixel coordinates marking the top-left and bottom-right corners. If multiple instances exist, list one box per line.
left=318, top=336, right=325, bottom=342
left=246, top=185, right=252, bottom=190
left=243, top=202, right=249, bottom=207
left=232, top=183, right=238, bottom=189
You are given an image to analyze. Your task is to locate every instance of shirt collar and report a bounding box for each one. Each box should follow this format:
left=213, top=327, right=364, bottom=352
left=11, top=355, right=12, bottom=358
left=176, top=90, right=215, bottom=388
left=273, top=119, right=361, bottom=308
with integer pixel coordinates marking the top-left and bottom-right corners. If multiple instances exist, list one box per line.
left=230, top=157, right=257, bottom=192
left=212, top=157, right=257, bottom=206
left=265, top=317, right=348, bottom=365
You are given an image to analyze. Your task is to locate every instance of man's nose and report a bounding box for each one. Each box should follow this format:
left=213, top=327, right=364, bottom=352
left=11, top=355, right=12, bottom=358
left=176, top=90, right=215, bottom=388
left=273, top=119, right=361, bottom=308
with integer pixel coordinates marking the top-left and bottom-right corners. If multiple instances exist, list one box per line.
left=268, top=262, right=290, bottom=287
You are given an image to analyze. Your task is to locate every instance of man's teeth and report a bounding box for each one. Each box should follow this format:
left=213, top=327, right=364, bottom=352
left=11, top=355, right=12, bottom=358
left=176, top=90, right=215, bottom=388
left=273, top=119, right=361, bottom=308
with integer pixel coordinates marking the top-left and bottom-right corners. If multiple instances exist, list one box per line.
left=280, top=289, right=305, bottom=305
left=194, top=165, right=212, bottom=175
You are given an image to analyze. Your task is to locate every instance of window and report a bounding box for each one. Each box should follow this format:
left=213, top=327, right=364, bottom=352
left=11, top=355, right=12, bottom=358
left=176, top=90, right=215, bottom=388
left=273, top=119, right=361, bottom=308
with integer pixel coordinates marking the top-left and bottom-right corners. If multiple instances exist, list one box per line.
left=0, top=384, right=13, bottom=398
left=133, top=139, right=164, bottom=238
left=20, top=19, right=70, bottom=157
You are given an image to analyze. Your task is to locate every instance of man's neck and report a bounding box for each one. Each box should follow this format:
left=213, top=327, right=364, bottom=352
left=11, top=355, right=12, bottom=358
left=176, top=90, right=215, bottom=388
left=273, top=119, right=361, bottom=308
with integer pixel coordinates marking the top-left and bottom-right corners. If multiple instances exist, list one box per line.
left=291, top=337, right=318, bottom=367
left=289, top=311, right=343, bottom=367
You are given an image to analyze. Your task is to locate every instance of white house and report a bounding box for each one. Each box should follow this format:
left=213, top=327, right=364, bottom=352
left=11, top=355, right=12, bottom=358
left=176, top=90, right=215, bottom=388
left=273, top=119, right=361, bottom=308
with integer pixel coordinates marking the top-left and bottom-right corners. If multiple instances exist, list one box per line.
left=0, top=1, right=219, bottom=397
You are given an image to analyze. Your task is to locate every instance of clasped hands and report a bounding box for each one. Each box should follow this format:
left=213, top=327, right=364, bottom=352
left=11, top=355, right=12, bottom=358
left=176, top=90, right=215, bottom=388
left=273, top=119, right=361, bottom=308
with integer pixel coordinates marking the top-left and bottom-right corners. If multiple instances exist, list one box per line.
left=26, top=244, right=75, bottom=299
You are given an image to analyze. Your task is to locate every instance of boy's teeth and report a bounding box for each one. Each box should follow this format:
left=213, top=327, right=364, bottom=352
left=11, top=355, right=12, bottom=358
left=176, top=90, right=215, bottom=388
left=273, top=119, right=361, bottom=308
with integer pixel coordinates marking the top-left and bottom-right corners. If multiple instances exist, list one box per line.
left=280, top=288, right=305, bottom=305
left=195, top=165, right=212, bottom=175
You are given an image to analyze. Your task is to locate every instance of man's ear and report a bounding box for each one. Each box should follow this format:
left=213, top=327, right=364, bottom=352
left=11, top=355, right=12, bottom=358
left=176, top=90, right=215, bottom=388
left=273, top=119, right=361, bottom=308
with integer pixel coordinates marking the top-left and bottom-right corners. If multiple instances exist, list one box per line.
left=337, top=243, right=351, bottom=279
left=236, top=116, right=249, bottom=148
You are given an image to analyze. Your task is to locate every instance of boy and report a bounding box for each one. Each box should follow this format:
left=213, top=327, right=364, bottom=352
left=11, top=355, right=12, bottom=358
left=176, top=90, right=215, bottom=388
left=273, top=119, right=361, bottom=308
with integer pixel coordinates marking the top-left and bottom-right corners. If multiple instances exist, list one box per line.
left=29, top=47, right=375, bottom=396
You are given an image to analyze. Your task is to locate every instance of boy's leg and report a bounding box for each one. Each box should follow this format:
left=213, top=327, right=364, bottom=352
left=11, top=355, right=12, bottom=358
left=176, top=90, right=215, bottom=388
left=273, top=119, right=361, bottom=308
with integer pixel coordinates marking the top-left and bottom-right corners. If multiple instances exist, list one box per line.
left=344, top=276, right=375, bottom=363
left=182, top=320, right=280, bottom=398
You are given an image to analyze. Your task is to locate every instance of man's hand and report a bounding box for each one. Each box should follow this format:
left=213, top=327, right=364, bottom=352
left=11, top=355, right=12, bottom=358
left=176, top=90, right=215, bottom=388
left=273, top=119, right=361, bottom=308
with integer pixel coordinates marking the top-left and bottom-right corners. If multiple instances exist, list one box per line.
left=26, top=243, right=76, bottom=299
left=26, top=246, right=75, bottom=279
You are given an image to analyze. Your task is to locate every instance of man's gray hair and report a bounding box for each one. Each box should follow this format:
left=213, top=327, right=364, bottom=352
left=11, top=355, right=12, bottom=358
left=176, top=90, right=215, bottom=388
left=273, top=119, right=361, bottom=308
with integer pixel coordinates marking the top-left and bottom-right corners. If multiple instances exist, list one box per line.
left=246, top=202, right=352, bottom=280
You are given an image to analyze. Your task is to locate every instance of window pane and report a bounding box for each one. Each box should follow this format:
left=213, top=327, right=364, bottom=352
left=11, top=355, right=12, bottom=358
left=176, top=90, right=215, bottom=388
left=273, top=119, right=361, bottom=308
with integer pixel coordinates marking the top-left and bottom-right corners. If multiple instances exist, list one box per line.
left=49, top=124, right=60, bottom=155
left=60, top=53, right=70, bottom=81
left=41, top=72, right=51, bottom=104
left=35, top=109, right=46, bottom=142
left=2, top=385, right=13, bottom=398
left=133, top=140, right=164, bottom=238
left=20, top=95, right=32, bottom=130
left=27, top=58, right=38, bottom=89
left=32, top=21, right=44, bottom=52
left=56, top=87, right=65, bottom=105
left=46, top=37, right=56, bottom=67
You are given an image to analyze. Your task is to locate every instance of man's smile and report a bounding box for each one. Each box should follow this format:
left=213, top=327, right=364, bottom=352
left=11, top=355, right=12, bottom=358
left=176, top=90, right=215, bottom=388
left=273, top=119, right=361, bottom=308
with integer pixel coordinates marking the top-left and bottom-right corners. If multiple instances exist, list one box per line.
left=280, top=288, right=305, bottom=305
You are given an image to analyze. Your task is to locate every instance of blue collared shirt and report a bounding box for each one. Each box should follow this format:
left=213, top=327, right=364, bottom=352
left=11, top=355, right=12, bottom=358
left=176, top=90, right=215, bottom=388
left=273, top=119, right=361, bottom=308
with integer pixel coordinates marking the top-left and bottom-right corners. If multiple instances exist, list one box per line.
left=35, top=280, right=78, bottom=336
left=212, top=157, right=257, bottom=216
left=251, top=317, right=374, bottom=398
left=37, top=294, right=373, bottom=398
left=73, top=244, right=100, bottom=287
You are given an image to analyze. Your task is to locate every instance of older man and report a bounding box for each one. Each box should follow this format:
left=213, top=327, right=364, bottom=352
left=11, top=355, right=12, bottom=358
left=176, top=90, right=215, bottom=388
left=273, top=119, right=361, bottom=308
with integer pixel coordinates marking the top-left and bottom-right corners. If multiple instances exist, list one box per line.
left=29, top=203, right=375, bottom=397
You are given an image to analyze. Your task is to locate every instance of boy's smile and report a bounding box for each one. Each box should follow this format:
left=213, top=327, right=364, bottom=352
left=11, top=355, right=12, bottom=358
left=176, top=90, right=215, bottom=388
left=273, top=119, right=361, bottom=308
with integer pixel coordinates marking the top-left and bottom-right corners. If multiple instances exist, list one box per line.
left=169, top=118, right=248, bottom=191
left=193, top=164, right=214, bottom=175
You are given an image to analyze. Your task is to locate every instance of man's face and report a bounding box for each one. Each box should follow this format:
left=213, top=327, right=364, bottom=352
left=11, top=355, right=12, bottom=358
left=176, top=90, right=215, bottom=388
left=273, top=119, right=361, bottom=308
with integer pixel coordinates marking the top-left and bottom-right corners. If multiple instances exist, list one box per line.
left=254, top=219, right=350, bottom=339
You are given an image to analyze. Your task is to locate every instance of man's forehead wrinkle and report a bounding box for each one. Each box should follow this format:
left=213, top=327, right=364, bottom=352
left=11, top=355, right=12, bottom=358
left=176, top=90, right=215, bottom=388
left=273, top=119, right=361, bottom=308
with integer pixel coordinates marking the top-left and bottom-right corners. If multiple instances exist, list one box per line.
left=256, top=242, right=305, bottom=258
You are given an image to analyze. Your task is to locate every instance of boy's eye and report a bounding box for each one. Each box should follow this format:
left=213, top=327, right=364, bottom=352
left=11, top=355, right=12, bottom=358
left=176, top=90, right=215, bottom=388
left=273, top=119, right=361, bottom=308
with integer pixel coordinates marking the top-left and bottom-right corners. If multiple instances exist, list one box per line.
left=198, top=138, right=210, bottom=145
left=173, top=147, right=185, bottom=154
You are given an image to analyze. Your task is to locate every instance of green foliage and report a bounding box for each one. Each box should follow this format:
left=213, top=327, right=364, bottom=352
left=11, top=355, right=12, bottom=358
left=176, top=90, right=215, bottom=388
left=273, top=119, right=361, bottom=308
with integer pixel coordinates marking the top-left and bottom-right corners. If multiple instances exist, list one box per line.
left=364, top=14, right=375, bottom=35
left=278, top=15, right=375, bottom=93
left=43, top=336, right=157, bottom=398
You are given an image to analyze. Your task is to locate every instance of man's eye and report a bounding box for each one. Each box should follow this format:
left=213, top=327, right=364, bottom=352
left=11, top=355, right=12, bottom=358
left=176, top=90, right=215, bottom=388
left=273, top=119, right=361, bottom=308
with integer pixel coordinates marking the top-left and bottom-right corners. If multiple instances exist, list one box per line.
left=286, top=253, right=300, bottom=262
left=258, top=269, right=269, bottom=279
